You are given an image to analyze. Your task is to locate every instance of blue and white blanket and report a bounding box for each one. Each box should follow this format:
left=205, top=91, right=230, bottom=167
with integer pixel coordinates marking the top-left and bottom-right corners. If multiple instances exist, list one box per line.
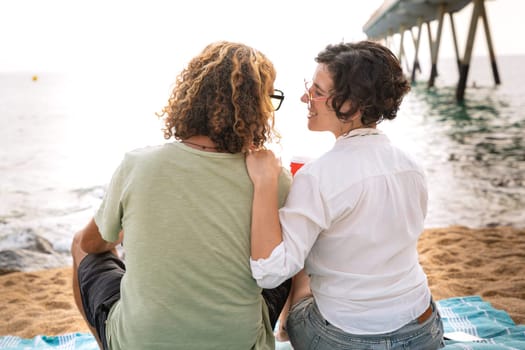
left=1, top=296, right=524, bottom=349
left=438, top=296, right=525, bottom=349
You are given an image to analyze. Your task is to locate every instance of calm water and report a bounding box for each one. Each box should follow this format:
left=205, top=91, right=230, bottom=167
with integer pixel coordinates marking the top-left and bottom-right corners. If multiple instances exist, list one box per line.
left=1, top=55, right=524, bottom=254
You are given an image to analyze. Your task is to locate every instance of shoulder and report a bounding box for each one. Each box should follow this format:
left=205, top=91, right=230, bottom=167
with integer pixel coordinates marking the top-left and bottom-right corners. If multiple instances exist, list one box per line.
left=389, top=142, right=426, bottom=175
left=279, top=167, right=292, bottom=186
left=277, top=167, right=293, bottom=205
left=120, top=143, right=174, bottom=165
left=125, top=143, right=172, bottom=159
left=104, top=144, right=173, bottom=181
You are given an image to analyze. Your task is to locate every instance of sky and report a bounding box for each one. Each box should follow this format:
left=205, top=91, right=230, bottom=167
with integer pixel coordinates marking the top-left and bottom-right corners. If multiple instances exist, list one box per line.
left=2, top=0, right=524, bottom=161
left=0, top=0, right=381, bottom=73
left=1, top=0, right=524, bottom=74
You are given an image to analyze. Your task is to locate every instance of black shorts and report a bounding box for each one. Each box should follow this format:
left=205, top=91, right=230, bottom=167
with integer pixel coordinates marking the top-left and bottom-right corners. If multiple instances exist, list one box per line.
left=78, top=252, right=291, bottom=349
left=262, top=278, right=292, bottom=328
left=78, top=252, right=124, bottom=350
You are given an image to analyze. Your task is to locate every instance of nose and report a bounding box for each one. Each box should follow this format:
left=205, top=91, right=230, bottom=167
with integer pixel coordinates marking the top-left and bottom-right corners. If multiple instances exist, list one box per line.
left=300, top=92, right=308, bottom=104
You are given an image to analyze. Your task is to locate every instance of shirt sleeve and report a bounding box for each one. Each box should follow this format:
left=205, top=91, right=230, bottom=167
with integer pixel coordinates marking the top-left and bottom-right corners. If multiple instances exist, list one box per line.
left=94, top=155, right=129, bottom=242
left=250, top=171, right=327, bottom=288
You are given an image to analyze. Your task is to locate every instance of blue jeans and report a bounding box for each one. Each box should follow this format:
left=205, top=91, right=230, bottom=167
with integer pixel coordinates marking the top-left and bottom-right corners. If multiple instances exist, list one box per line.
left=286, top=297, right=445, bottom=350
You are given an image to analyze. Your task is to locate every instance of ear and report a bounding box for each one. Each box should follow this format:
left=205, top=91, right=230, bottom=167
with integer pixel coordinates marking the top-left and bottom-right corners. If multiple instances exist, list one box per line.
left=340, top=100, right=353, bottom=115
left=349, top=110, right=364, bottom=127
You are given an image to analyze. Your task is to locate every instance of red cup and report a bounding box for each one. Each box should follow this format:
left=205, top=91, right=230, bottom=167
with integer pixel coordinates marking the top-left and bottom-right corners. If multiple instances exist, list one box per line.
left=290, top=156, right=311, bottom=176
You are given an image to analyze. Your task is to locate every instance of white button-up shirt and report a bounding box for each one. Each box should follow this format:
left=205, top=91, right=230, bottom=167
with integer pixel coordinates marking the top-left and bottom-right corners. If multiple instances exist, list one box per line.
left=250, top=128, right=431, bottom=334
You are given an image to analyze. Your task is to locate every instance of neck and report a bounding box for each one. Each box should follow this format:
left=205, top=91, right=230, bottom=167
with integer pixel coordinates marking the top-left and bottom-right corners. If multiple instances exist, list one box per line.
left=180, top=136, right=219, bottom=152
left=335, top=113, right=371, bottom=138
left=342, top=124, right=376, bottom=136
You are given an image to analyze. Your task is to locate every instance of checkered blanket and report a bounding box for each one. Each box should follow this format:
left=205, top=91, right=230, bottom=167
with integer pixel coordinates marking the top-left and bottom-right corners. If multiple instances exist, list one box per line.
left=2, top=296, right=524, bottom=349
left=439, top=296, right=525, bottom=349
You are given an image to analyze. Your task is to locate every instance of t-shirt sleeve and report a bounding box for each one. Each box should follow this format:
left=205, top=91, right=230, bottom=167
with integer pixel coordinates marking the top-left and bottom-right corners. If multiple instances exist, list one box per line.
left=277, top=167, right=293, bottom=208
left=94, top=155, right=129, bottom=242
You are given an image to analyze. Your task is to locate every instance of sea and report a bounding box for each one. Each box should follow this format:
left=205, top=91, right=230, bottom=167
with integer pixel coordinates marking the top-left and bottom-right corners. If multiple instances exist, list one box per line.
left=1, top=55, right=524, bottom=256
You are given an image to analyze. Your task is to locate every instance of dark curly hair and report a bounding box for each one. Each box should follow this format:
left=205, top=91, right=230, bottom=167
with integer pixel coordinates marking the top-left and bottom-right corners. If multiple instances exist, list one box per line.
left=315, top=40, right=410, bottom=126
left=158, top=41, right=279, bottom=153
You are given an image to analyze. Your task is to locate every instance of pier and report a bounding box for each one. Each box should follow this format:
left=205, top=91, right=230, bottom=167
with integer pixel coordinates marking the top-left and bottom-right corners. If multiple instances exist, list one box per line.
left=363, top=0, right=500, bottom=101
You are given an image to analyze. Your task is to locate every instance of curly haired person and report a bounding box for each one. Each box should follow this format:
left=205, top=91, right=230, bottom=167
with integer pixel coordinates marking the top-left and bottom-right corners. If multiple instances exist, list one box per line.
left=71, top=41, right=291, bottom=350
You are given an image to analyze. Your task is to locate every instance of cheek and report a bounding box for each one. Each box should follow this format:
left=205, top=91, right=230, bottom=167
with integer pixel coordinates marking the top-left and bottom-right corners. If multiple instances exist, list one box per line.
left=307, top=118, right=320, bottom=132
left=318, top=106, right=337, bottom=123
left=307, top=112, right=330, bottom=131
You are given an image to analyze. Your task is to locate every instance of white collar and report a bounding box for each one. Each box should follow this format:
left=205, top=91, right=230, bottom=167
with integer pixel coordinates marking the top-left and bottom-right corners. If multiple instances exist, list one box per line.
left=338, top=128, right=382, bottom=140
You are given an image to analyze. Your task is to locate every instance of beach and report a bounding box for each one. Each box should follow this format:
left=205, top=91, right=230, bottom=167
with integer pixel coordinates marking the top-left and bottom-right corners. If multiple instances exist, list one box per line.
left=0, top=225, right=523, bottom=338
left=1, top=0, right=524, bottom=342
left=1, top=58, right=524, bottom=341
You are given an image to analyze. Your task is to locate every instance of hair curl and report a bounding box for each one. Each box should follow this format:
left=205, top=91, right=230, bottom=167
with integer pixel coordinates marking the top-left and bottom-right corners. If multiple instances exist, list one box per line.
left=157, top=41, right=279, bottom=153
left=315, top=40, right=410, bottom=126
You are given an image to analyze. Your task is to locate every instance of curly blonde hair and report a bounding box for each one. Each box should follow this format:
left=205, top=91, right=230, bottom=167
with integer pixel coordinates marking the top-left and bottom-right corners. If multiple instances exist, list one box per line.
left=158, top=41, right=280, bottom=153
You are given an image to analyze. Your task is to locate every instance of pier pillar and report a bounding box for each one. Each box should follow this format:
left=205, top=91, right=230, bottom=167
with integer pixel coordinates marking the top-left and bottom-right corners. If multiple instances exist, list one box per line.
left=457, top=0, right=482, bottom=101
left=411, top=19, right=423, bottom=83
left=480, top=0, right=501, bottom=85
left=457, top=0, right=500, bottom=100
left=449, top=12, right=461, bottom=73
left=429, top=4, right=446, bottom=87
left=398, top=26, right=411, bottom=73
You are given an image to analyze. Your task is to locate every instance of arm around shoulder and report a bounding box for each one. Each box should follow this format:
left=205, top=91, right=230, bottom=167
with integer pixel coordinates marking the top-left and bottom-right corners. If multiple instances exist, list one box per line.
left=245, top=150, right=285, bottom=260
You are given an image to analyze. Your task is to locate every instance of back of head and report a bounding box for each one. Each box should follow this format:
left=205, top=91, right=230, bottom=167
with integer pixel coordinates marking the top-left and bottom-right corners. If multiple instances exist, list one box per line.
left=159, top=41, right=278, bottom=153
left=315, top=40, right=410, bottom=126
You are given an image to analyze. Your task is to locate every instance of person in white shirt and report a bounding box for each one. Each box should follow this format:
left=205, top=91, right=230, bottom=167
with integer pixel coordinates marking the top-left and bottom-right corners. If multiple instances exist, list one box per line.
left=246, top=41, right=445, bottom=349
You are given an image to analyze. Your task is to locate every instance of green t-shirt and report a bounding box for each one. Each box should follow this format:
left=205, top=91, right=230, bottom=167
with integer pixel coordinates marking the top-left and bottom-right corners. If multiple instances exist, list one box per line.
left=94, top=142, right=291, bottom=350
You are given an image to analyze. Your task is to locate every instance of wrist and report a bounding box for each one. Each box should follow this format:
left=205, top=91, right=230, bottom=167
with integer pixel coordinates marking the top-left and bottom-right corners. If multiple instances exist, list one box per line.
left=252, top=177, right=278, bottom=190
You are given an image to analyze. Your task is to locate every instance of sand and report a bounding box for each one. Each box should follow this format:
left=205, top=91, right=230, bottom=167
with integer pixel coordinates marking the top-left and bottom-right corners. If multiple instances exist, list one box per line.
left=0, top=226, right=524, bottom=338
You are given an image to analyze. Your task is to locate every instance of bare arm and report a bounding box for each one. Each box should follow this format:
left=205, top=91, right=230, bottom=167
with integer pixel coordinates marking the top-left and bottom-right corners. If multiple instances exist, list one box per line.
left=246, top=150, right=283, bottom=259
left=79, top=218, right=123, bottom=254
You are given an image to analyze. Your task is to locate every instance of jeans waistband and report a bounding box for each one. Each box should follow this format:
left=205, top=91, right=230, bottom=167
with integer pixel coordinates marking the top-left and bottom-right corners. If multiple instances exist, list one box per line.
left=309, top=299, right=438, bottom=342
